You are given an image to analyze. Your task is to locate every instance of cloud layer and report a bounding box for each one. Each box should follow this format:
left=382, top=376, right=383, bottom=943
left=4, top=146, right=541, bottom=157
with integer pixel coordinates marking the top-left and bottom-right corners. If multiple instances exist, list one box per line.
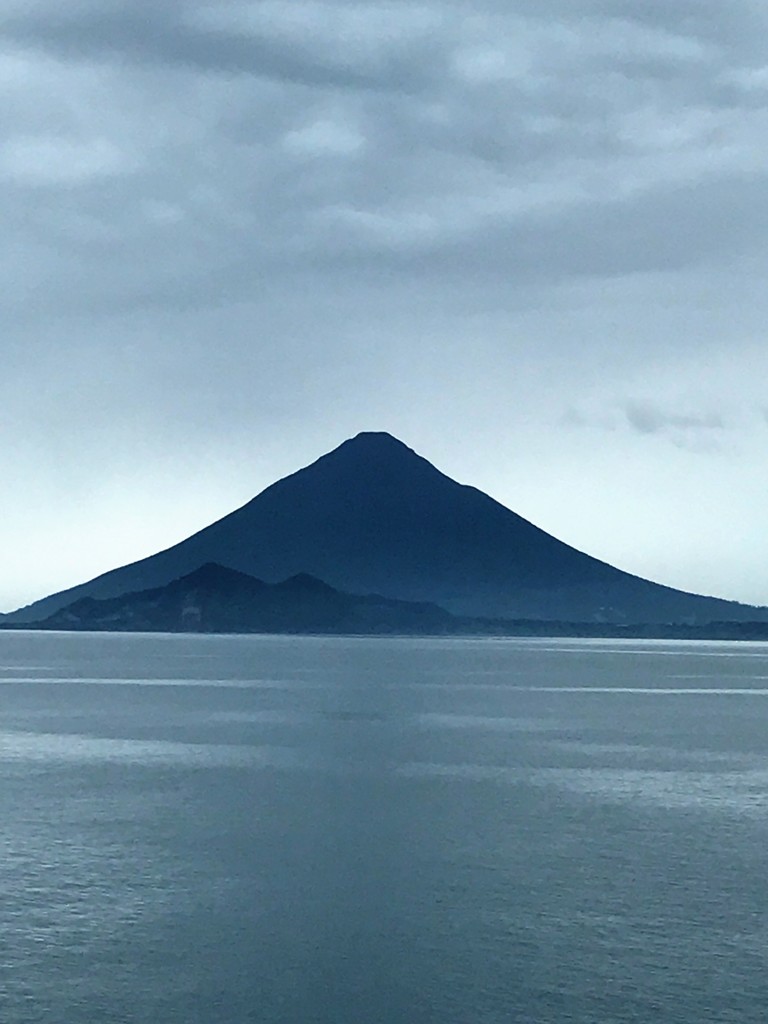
left=4, top=0, right=768, bottom=308
left=2, top=0, right=767, bottom=609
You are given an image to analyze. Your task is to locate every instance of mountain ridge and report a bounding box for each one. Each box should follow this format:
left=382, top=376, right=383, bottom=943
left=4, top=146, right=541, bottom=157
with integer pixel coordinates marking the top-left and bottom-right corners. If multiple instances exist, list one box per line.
left=30, top=562, right=454, bottom=635
left=8, top=562, right=768, bottom=642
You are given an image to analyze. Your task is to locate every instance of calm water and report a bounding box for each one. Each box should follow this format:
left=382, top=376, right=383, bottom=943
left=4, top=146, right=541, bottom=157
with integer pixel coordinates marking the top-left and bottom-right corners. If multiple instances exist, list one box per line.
left=2, top=632, right=768, bottom=1023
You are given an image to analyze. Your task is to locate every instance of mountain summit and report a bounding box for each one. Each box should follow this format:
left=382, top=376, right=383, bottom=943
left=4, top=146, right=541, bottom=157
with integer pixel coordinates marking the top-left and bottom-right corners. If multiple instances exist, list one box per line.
left=9, top=431, right=765, bottom=624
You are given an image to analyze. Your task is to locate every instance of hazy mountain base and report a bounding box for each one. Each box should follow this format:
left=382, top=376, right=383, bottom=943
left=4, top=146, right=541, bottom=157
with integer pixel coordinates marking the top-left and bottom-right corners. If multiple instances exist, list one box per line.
left=4, top=564, right=768, bottom=643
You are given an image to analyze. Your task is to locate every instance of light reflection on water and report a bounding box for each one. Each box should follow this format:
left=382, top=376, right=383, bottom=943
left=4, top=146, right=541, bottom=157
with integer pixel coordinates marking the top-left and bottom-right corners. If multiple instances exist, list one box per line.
left=0, top=729, right=302, bottom=768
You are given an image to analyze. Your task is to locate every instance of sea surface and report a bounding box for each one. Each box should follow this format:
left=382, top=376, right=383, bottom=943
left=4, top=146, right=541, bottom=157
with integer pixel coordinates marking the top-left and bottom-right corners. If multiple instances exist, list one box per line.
left=1, top=631, right=767, bottom=1023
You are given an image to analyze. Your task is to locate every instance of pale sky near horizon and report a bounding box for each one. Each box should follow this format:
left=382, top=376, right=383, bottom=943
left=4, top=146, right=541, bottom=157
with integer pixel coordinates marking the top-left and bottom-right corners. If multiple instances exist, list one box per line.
left=2, top=0, right=768, bottom=612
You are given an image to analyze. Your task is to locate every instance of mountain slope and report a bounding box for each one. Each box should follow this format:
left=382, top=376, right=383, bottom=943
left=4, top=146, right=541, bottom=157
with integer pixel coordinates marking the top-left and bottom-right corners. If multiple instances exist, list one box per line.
left=8, top=431, right=766, bottom=624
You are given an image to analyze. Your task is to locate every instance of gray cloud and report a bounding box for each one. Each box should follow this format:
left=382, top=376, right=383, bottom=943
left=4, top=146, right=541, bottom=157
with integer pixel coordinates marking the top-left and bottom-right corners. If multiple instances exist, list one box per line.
left=623, top=402, right=725, bottom=437
left=3, top=0, right=767, bottom=325
left=563, top=401, right=735, bottom=446
left=2, top=1, right=447, bottom=92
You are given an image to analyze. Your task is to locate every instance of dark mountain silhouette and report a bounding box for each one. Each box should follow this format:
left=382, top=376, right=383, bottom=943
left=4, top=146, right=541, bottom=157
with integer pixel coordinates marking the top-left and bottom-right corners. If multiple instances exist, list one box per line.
left=8, top=431, right=767, bottom=624
left=35, top=563, right=454, bottom=634
left=9, top=562, right=768, bottom=640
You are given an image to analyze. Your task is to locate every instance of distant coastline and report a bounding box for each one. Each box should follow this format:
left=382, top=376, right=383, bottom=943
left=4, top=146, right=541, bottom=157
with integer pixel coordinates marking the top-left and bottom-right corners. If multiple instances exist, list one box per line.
left=4, top=621, right=768, bottom=642
left=2, top=562, right=767, bottom=643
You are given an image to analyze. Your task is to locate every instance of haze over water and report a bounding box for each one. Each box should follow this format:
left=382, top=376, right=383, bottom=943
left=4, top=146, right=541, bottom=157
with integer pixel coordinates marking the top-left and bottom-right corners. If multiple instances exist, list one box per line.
left=2, top=632, right=767, bottom=1023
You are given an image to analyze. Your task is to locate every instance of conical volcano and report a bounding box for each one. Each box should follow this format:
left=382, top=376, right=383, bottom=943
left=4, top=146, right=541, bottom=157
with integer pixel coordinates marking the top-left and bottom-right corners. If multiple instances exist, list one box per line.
left=9, top=431, right=765, bottom=624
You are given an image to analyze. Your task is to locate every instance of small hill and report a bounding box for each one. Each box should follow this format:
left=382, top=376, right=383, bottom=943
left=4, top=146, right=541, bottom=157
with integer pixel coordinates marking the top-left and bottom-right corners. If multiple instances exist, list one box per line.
left=36, top=563, right=454, bottom=635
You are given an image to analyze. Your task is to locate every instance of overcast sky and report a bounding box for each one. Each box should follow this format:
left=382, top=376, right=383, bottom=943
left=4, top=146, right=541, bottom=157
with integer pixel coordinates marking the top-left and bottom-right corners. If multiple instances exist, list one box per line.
left=2, top=0, right=768, bottom=612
